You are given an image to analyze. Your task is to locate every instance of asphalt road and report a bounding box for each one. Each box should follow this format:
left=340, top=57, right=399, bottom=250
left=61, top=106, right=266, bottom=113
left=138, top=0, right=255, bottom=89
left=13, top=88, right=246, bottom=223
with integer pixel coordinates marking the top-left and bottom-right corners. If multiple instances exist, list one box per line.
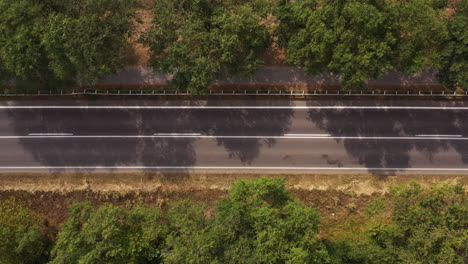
left=0, top=99, right=468, bottom=174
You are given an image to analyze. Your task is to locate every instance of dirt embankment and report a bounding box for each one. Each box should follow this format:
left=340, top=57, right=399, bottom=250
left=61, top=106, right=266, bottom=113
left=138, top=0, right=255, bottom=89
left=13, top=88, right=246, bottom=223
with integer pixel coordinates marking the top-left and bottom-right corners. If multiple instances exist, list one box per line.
left=0, top=172, right=465, bottom=239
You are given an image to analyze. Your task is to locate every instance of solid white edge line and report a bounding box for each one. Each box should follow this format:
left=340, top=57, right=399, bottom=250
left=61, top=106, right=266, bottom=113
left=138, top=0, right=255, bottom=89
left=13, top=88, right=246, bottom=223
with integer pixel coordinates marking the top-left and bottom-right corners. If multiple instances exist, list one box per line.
left=2, top=135, right=468, bottom=140
left=0, top=166, right=468, bottom=171
left=285, top=133, right=331, bottom=136
left=0, top=106, right=468, bottom=110
left=416, top=134, right=462, bottom=137
left=154, top=133, right=201, bottom=136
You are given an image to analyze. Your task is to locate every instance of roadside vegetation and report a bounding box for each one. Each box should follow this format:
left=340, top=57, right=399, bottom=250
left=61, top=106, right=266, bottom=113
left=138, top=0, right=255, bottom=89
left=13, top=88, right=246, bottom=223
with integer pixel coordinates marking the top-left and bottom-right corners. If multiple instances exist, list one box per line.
left=0, top=0, right=467, bottom=92
left=0, top=0, right=137, bottom=89
left=1, top=178, right=466, bottom=264
left=142, top=0, right=272, bottom=94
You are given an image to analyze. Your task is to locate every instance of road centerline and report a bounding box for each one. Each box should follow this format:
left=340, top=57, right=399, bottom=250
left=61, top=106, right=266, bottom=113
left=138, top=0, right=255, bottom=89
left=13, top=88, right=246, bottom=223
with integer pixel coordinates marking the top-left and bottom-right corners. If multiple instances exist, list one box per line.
left=153, top=133, right=201, bottom=136
left=27, top=133, right=74, bottom=136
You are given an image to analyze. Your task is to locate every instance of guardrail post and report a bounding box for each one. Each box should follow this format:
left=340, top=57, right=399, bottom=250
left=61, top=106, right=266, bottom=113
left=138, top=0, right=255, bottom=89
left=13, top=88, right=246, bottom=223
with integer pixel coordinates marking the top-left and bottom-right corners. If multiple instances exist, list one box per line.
left=454, top=91, right=456, bottom=95
left=326, top=90, right=328, bottom=95
left=430, top=91, right=432, bottom=95
left=268, top=90, right=270, bottom=95
left=245, top=90, right=247, bottom=95
left=118, top=90, right=120, bottom=95
left=303, top=90, right=305, bottom=95
left=256, top=90, right=259, bottom=95
left=384, top=91, right=386, bottom=95
left=419, top=91, right=421, bottom=95
left=291, top=90, right=293, bottom=95
left=372, top=90, right=374, bottom=95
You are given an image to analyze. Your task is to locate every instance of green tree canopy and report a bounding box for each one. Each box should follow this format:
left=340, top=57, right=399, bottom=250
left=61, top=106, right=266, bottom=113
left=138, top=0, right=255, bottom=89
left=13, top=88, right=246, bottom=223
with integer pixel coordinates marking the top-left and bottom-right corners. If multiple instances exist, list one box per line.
left=394, top=0, right=448, bottom=75
left=0, top=0, right=49, bottom=83
left=438, top=0, right=468, bottom=89
left=42, top=0, right=137, bottom=84
left=163, top=177, right=330, bottom=264
left=277, top=0, right=458, bottom=89
left=143, top=0, right=271, bottom=94
left=212, top=177, right=330, bottom=264
left=277, top=0, right=400, bottom=89
left=0, top=0, right=137, bottom=87
left=343, top=183, right=468, bottom=264
left=0, top=197, right=50, bottom=264
left=162, top=201, right=217, bottom=264
left=380, top=183, right=468, bottom=264
left=50, top=203, right=167, bottom=264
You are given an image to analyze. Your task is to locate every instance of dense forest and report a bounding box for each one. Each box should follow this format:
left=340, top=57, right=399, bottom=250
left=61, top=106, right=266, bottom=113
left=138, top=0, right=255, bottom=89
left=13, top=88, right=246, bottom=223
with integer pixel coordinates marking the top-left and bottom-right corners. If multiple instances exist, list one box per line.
left=0, top=0, right=467, bottom=92
left=1, top=178, right=466, bottom=264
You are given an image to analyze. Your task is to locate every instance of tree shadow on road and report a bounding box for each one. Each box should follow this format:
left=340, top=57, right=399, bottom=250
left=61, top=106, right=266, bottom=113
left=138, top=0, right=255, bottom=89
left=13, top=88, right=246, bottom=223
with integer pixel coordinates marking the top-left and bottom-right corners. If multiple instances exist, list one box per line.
left=4, top=101, right=199, bottom=177
left=194, top=99, right=294, bottom=165
left=307, top=100, right=468, bottom=175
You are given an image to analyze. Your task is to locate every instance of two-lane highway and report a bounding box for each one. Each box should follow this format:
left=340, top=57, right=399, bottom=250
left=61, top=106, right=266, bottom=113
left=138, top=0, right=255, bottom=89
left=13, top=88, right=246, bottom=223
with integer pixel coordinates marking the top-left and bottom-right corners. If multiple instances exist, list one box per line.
left=0, top=99, right=467, bottom=173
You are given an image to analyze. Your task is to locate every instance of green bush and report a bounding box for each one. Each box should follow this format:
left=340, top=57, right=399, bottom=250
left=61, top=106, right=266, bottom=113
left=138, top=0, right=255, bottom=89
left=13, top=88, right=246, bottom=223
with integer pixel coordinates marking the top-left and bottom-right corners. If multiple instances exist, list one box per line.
left=50, top=203, right=166, bottom=264
left=0, top=198, right=50, bottom=264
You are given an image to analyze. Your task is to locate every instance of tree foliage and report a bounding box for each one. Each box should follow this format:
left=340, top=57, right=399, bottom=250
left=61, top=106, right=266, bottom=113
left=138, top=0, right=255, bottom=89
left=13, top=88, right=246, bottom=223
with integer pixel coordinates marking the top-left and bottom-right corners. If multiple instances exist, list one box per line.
left=144, top=0, right=271, bottom=93
left=2, top=180, right=466, bottom=263
left=0, top=0, right=137, bottom=87
left=277, top=0, right=400, bottom=89
left=340, top=183, right=468, bottom=264
left=0, top=198, right=50, bottom=264
left=0, top=0, right=48, bottom=83
left=438, top=0, right=468, bottom=89
left=212, top=178, right=329, bottom=264
left=163, top=178, right=330, bottom=264
left=277, top=0, right=463, bottom=89
left=394, top=0, right=448, bottom=75
left=380, top=183, right=467, bottom=264
left=42, top=0, right=137, bottom=84
left=50, top=203, right=167, bottom=264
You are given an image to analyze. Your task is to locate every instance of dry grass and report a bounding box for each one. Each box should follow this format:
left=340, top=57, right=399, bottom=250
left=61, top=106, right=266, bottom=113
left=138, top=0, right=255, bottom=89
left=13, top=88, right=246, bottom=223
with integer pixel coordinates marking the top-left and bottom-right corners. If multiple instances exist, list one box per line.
left=1, top=172, right=465, bottom=239
left=0, top=172, right=465, bottom=194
